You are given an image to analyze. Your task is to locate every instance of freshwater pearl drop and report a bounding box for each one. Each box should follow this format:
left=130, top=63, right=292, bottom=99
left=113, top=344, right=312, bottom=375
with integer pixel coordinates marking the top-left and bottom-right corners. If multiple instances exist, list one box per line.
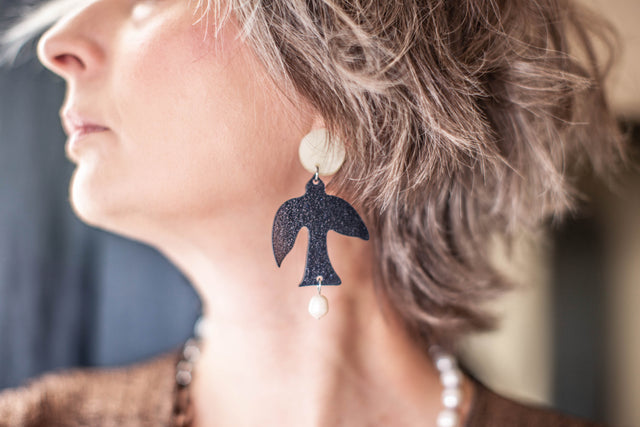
left=308, top=294, right=329, bottom=319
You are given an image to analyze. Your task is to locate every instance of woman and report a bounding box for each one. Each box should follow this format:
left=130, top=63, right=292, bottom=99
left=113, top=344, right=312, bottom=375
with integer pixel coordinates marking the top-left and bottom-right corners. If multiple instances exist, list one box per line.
left=0, top=0, right=626, bottom=426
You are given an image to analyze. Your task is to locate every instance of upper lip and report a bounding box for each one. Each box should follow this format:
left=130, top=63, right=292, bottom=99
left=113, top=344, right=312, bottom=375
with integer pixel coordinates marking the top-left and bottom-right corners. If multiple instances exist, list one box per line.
left=61, top=109, right=109, bottom=137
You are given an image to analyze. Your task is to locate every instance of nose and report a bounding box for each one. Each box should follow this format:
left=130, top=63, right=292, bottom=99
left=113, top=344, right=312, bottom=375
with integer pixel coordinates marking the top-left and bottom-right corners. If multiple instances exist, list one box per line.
left=36, top=4, right=105, bottom=81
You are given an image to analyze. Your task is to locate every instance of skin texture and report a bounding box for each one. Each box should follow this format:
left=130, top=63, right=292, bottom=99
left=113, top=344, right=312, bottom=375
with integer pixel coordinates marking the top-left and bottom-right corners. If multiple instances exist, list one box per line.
left=37, top=1, right=474, bottom=425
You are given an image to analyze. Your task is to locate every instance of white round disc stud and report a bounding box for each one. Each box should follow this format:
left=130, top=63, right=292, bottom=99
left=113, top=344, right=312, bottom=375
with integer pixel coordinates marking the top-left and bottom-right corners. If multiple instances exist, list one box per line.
left=308, top=294, right=329, bottom=319
left=298, top=128, right=346, bottom=176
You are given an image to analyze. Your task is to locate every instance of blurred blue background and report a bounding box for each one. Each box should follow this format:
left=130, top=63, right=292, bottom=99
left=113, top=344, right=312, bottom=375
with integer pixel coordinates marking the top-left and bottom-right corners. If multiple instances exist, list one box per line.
left=0, top=36, right=201, bottom=387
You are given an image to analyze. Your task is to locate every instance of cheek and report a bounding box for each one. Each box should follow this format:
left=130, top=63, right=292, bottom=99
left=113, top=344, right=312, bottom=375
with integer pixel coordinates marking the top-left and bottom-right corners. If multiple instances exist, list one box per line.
left=104, top=15, right=298, bottom=216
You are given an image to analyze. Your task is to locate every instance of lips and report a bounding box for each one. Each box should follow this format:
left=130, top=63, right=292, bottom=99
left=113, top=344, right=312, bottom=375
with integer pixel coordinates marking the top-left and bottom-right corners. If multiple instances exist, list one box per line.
left=61, top=109, right=109, bottom=138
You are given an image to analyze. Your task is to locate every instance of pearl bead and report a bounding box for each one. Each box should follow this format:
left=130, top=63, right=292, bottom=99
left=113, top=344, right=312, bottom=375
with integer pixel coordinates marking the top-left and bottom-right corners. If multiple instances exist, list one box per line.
left=194, top=316, right=211, bottom=340
left=308, top=294, right=329, bottom=319
left=175, top=369, right=192, bottom=387
left=182, top=340, right=200, bottom=362
left=435, top=354, right=457, bottom=372
left=440, top=369, right=462, bottom=388
left=436, top=409, right=460, bottom=427
left=442, top=388, right=462, bottom=408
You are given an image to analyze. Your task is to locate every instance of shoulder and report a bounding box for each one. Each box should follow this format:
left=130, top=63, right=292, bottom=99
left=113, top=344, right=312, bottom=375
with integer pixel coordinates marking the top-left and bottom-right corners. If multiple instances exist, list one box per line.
left=466, top=376, right=605, bottom=427
left=0, top=350, right=180, bottom=427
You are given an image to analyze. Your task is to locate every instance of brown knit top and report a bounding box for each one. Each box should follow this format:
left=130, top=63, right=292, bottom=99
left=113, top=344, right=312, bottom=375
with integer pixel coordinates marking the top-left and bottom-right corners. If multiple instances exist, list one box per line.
left=0, top=349, right=605, bottom=427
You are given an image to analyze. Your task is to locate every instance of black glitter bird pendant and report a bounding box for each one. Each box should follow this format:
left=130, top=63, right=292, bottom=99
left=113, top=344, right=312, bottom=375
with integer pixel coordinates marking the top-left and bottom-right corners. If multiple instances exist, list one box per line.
left=272, top=176, right=369, bottom=288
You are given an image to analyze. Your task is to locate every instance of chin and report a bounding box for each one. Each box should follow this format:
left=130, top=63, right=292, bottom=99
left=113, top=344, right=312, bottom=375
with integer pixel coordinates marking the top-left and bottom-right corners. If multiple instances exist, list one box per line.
left=68, top=169, right=131, bottom=236
left=67, top=169, right=173, bottom=246
left=68, top=175, right=120, bottom=234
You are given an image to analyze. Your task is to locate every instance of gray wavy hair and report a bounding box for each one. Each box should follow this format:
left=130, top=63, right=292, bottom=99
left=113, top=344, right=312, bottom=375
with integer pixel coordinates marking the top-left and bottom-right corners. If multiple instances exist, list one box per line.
left=1, top=0, right=627, bottom=349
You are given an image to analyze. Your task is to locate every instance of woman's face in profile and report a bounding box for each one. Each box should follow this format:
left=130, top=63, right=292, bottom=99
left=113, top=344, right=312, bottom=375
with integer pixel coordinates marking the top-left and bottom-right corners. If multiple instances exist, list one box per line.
left=36, top=0, right=312, bottom=239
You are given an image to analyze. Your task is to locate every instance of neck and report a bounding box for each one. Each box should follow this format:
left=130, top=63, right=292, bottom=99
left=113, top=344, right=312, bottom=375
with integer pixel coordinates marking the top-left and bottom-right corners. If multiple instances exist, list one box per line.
left=141, top=203, right=471, bottom=426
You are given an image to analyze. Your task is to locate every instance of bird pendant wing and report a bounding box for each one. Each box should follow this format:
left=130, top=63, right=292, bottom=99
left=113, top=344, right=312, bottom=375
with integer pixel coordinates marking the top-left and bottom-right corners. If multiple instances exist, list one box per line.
left=325, top=195, right=369, bottom=241
left=272, top=196, right=306, bottom=267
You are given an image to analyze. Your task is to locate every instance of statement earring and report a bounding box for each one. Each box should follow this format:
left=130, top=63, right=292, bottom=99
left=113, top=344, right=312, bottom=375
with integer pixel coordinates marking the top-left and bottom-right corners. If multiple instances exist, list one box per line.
left=271, top=128, right=369, bottom=319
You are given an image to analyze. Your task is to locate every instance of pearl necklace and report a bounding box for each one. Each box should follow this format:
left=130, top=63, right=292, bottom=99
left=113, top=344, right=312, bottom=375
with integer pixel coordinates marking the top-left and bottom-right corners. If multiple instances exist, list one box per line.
left=172, top=318, right=464, bottom=427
